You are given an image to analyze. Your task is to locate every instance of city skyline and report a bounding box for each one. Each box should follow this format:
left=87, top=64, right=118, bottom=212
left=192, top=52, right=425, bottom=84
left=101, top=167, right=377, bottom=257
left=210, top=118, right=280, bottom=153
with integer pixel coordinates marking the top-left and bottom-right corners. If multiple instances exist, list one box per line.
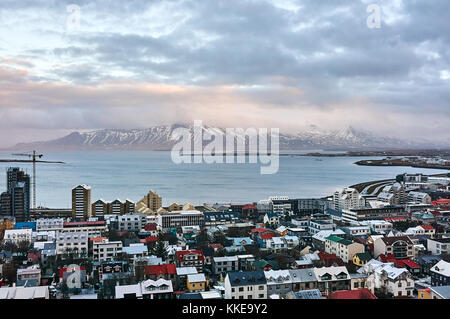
left=1, top=0, right=450, bottom=147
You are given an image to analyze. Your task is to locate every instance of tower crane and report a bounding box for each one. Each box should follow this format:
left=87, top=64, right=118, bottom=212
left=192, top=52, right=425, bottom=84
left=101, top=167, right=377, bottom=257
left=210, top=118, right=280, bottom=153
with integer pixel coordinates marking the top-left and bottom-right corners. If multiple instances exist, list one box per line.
left=11, top=151, right=43, bottom=218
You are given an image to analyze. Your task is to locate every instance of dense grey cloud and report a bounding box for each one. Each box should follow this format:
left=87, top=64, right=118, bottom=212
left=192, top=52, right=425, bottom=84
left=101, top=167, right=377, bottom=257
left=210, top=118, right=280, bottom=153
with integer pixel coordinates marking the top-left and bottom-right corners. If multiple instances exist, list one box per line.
left=0, top=0, right=449, bottom=147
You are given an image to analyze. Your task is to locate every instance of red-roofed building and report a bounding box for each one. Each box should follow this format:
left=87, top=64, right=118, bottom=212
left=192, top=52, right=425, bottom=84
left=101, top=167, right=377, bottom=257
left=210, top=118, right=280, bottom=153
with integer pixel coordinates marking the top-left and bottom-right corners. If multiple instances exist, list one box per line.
left=328, top=289, right=377, bottom=299
left=59, top=266, right=86, bottom=278
left=176, top=250, right=205, bottom=271
left=143, top=223, right=158, bottom=236
left=242, top=204, right=258, bottom=219
left=145, top=264, right=177, bottom=281
left=317, top=252, right=344, bottom=267
left=140, top=236, right=158, bottom=244
left=378, top=253, right=396, bottom=263
left=432, top=198, right=450, bottom=207
left=384, top=217, right=407, bottom=223
left=395, top=259, right=421, bottom=276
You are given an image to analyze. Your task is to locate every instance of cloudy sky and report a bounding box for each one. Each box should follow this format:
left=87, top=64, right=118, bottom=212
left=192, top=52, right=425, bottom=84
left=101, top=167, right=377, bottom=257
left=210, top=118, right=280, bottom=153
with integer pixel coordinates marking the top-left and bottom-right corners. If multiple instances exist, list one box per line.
left=0, top=0, right=449, bottom=147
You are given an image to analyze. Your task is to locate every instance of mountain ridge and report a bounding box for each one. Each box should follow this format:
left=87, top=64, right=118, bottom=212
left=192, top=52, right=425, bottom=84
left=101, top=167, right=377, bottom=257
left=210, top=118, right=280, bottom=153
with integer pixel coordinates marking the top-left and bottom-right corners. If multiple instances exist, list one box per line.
left=8, top=124, right=445, bottom=151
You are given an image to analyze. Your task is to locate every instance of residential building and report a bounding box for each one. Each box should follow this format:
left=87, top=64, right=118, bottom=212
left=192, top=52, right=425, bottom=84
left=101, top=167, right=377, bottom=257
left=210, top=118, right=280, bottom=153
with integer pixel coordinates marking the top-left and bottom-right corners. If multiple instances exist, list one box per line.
left=373, top=236, right=414, bottom=260
left=358, top=260, right=415, bottom=298
left=187, top=273, right=208, bottom=292
left=264, top=270, right=292, bottom=297
left=56, top=232, right=88, bottom=258
left=92, top=199, right=108, bottom=218
left=263, top=212, right=280, bottom=227
left=36, top=218, right=64, bottom=232
left=62, top=221, right=108, bottom=238
left=430, top=260, right=450, bottom=286
left=118, top=213, right=147, bottom=232
left=93, top=240, right=123, bottom=262
left=72, top=185, right=92, bottom=220
left=176, top=250, right=205, bottom=272
left=333, top=188, right=365, bottom=211
left=213, top=256, right=239, bottom=274
left=224, top=271, right=267, bottom=300
left=314, top=266, right=351, bottom=296
left=5, top=168, right=30, bottom=222
left=324, top=236, right=365, bottom=263
left=407, top=192, right=432, bottom=205
left=289, top=268, right=318, bottom=291
left=427, top=238, right=450, bottom=255
left=3, top=228, right=32, bottom=245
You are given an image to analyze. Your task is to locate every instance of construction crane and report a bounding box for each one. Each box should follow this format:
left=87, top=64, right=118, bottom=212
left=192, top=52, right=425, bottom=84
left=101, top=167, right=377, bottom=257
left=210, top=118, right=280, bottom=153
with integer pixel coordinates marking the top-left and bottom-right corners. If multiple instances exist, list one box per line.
left=11, top=151, right=44, bottom=218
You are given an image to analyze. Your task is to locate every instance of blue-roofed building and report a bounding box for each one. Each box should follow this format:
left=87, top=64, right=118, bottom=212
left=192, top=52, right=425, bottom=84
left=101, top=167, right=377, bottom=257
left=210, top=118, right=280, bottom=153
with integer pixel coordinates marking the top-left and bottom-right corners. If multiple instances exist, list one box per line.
left=14, top=222, right=36, bottom=231
left=224, top=271, right=267, bottom=299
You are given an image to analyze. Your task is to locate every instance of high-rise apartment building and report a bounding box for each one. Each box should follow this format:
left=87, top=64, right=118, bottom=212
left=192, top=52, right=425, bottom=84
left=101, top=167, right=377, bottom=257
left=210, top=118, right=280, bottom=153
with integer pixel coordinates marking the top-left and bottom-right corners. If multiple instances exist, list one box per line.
left=147, top=190, right=162, bottom=211
left=72, top=185, right=92, bottom=220
left=92, top=199, right=108, bottom=218
left=1, top=168, right=30, bottom=222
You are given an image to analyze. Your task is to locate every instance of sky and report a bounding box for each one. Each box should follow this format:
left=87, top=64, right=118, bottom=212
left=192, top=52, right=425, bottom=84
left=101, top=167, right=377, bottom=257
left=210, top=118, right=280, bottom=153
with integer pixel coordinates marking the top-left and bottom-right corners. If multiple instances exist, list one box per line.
left=0, top=0, right=449, bottom=147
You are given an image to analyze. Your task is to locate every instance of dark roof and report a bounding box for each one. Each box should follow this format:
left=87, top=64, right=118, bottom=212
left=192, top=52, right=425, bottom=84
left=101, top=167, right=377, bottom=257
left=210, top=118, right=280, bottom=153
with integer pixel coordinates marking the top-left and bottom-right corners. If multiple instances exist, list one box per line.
left=355, top=252, right=372, bottom=262
left=291, top=289, right=322, bottom=299
left=381, top=236, right=413, bottom=245
left=227, top=271, right=267, bottom=287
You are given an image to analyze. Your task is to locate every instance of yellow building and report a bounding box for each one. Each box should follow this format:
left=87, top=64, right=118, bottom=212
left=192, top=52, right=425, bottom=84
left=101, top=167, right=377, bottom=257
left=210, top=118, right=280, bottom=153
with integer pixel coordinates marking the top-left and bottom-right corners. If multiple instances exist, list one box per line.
left=168, top=202, right=181, bottom=212
left=418, top=289, right=431, bottom=299
left=187, top=274, right=208, bottom=292
left=0, top=219, right=14, bottom=240
left=353, top=252, right=372, bottom=267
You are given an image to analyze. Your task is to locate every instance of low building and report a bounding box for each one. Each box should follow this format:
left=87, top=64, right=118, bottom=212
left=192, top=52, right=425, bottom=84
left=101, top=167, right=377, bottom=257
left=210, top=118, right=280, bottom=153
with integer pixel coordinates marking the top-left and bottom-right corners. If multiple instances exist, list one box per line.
left=427, top=238, right=450, bottom=255
left=289, top=268, right=318, bottom=291
left=314, top=266, right=351, bottom=296
left=224, top=271, right=267, bottom=300
left=373, top=236, right=414, bottom=260
left=324, top=236, right=365, bottom=263
left=264, top=270, right=292, bottom=297
left=93, top=240, right=123, bottom=262
left=187, top=273, right=208, bottom=292
left=56, top=232, right=88, bottom=258
left=212, top=256, right=239, bottom=275
left=430, top=260, right=450, bottom=287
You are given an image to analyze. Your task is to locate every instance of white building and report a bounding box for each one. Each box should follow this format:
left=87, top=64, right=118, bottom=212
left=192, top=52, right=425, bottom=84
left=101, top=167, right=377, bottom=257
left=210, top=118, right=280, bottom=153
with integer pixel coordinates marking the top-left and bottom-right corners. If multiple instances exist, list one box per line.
left=224, top=271, right=267, bottom=300
left=56, top=232, right=88, bottom=258
left=266, top=236, right=299, bottom=252
left=333, top=188, right=365, bottom=211
left=36, top=218, right=64, bottom=232
left=93, top=240, right=123, bottom=262
left=360, top=220, right=393, bottom=234
left=407, top=192, right=432, bottom=205
left=118, top=214, right=147, bottom=232
left=4, top=229, right=33, bottom=245
left=358, top=260, right=415, bottom=298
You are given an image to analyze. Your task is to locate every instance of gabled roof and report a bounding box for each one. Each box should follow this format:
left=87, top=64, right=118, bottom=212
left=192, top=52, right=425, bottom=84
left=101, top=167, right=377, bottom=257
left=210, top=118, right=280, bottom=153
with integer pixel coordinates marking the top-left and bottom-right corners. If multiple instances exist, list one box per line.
left=176, top=250, right=205, bottom=262
left=145, top=264, right=177, bottom=276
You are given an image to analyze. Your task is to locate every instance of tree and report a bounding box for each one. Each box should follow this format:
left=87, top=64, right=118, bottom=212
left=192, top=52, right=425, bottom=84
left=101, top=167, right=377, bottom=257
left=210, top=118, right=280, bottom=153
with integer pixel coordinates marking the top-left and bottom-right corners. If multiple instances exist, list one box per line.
left=160, top=232, right=178, bottom=245
left=154, top=239, right=168, bottom=261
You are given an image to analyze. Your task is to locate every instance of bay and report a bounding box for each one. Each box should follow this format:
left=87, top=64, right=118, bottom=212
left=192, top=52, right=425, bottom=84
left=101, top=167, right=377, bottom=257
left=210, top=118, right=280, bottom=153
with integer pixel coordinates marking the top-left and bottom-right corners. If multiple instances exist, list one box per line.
left=0, top=150, right=447, bottom=208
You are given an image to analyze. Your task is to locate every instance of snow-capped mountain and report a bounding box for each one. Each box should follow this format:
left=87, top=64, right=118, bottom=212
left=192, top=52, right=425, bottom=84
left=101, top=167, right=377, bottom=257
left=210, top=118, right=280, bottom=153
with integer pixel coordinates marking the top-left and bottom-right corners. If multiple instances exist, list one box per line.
left=11, top=124, right=438, bottom=151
